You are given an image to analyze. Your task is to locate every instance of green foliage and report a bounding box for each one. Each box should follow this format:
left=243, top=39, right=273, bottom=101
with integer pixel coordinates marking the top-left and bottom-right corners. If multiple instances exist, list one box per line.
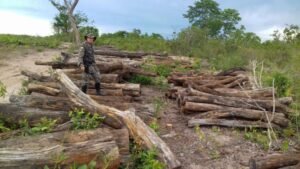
left=149, top=120, right=160, bottom=134
left=0, top=34, right=60, bottom=48
left=95, top=30, right=169, bottom=53
left=0, top=117, right=10, bottom=132
left=184, top=0, right=241, bottom=37
left=280, top=140, right=290, bottom=152
left=69, top=109, right=105, bottom=130
left=18, top=79, right=30, bottom=95
left=267, top=72, right=291, bottom=97
left=19, top=117, right=57, bottom=136
left=153, top=98, right=165, bottom=117
left=155, top=65, right=172, bottom=77
left=80, top=26, right=99, bottom=37
left=244, top=128, right=270, bottom=150
left=0, top=81, right=6, bottom=98
left=128, top=75, right=153, bottom=85
left=122, top=142, right=165, bottom=169
left=152, top=76, right=169, bottom=89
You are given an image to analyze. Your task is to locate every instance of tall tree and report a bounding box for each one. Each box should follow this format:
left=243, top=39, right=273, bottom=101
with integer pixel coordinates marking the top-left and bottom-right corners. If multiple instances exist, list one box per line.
left=50, top=0, right=82, bottom=45
left=184, top=0, right=241, bottom=37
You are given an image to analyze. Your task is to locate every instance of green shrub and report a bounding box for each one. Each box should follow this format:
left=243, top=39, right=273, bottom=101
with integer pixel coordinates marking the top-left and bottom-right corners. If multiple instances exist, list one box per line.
left=19, top=117, right=57, bottom=136
left=155, top=65, right=172, bottom=77
left=128, top=75, right=153, bottom=85
left=267, top=72, right=291, bottom=97
left=0, top=81, right=6, bottom=97
left=122, top=142, right=165, bottom=169
left=0, top=117, right=10, bottom=132
left=69, top=109, right=105, bottom=130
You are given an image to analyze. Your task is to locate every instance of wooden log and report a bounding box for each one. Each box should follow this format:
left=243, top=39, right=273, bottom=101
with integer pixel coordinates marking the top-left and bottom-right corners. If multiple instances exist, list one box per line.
left=182, top=102, right=289, bottom=127
left=0, top=128, right=120, bottom=169
left=93, top=50, right=147, bottom=58
left=87, top=89, right=123, bottom=96
left=34, top=82, right=61, bottom=89
left=181, top=95, right=289, bottom=113
left=21, top=70, right=52, bottom=82
left=27, top=83, right=60, bottom=96
left=214, top=88, right=274, bottom=99
left=35, top=61, right=123, bottom=73
left=216, top=67, right=246, bottom=76
left=249, top=154, right=300, bottom=169
left=9, top=93, right=123, bottom=129
left=55, top=69, right=181, bottom=169
left=67, top=73, right=120, bottom=83
left=0, top=103, right=69, bottom=125
left=188, top=119, right=280, bottom=129
left=278, top=97, right=293, bottom=105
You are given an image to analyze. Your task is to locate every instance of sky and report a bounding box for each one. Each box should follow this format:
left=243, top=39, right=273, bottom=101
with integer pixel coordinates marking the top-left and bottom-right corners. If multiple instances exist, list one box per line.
left=0, top=0, right=300, bottom=40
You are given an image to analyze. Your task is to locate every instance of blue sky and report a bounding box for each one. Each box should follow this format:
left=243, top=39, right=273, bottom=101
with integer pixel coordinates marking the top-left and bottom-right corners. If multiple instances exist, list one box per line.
left=0, top=0, right=300, bottom=40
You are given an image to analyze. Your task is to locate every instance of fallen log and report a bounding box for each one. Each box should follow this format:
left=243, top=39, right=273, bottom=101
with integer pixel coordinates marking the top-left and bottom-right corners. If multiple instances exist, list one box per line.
left=188, top=119, right=280, bottom=129
left=182, top=102, right=289, bottom=127
left=9, top=93, right=123, bottom=129
left=21, top=70, right=52, bottom=82
left=27, top=83, right=60, bottom=96
left=67, top=73, right=120, bottom=83
left=249, top=153, right=300, bottom=169
left=0, top=128, right=120, bottom=169
left=55, top=69, right=181, bottom=169
left=87, top=89, right=124, bottom=96
left=278, top=97, right=293, bottom=105
left=216, top=67, right=246, bottom=76
left=213, top=88, right=274, bottom=99
left=181, top=95, right=289, bottom=113
left=0, top=103, right=69, bottom=125
left=35, top=61, right=123, bottom=73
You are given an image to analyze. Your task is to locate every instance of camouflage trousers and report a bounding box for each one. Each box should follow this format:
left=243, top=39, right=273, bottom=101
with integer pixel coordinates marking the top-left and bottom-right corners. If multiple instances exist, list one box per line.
left=82, top=64, right=101, bottom=86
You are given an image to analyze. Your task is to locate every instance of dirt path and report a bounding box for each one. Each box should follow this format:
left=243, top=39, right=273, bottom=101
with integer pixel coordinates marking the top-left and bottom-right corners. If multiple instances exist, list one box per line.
left=0, top=48, right=58, bottom=102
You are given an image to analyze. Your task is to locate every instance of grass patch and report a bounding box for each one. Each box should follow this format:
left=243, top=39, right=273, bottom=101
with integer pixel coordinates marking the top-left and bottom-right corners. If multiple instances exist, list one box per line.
left=69, top=108, right=105, bottom=130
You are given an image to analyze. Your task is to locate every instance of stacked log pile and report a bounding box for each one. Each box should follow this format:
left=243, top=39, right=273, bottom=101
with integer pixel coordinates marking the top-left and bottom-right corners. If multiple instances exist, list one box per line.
left=166, top=68, right=292, bottom=129
left=0, top=48, right=181, bottom=169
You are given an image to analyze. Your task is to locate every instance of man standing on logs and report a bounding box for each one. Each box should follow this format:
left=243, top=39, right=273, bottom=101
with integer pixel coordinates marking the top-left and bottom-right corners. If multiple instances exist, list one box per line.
left=78, top=33, right=102, bottom=95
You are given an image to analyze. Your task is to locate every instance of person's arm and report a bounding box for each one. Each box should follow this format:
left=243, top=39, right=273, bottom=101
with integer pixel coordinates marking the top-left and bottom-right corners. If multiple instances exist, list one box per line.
left=78, top=45, right=85, bottom=70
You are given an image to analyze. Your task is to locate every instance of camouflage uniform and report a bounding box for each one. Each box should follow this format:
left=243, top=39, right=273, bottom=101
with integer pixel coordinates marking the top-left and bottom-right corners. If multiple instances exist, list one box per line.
left=78, top=41, right=101, bottom=94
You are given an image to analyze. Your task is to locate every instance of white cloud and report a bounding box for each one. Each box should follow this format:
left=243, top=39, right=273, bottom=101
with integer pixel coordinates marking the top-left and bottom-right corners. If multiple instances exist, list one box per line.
left=0, top=10, right=53, bottom=36
left=256, top=25, right=284, bottom=41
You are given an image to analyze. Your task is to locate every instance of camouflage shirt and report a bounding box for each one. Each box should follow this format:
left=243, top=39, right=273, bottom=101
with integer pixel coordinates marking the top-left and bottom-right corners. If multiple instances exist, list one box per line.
left=78, top=41, right=95, bottom=67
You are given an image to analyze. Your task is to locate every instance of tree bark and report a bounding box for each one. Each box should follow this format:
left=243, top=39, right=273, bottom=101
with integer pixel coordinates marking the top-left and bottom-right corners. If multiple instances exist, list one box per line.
left=9, top=93, right=123, bottom=129
left=67, top=73, right=120, bottom=83
left=0, top=128, right=120, bottom=169
left=181, top=95, right=289, bottom=113
left=64, top=0, right=80, bottom=46
left=249, top=154, right=300, bottom=169
left=35, top=61, right=123, bottom=73
left=54, top=69, right=181, bottom=169
left=21, top=70, right=52, bottom=82
left=182, top=102, right=289, bottom=127
left=27, top=83, right=61, bottom=96
left=0, top=103, right=69, bottom=125
left=188, top=119, right=280, bottom=129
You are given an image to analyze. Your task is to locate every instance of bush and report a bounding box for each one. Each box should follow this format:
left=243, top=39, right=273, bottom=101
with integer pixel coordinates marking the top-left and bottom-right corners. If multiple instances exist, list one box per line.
left=267, top=72, right=291, bottom=97
left=0, top=81, right=6, bottom=97
left=69, top=109, right=105, bottom=130
left=128, top=75, right=153, bottom=85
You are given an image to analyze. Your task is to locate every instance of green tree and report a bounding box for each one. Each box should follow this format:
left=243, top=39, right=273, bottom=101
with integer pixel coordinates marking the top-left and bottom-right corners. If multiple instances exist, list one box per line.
left=79, top=26, right=99, bottom=37
left=50, top=0, right=88, bottom=35
left=184, top=0, right=241, bottom=37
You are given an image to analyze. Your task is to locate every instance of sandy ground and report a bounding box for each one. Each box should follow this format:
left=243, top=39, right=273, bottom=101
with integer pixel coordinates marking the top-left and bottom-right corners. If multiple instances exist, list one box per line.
left=0, top=48, right=58, bottom=102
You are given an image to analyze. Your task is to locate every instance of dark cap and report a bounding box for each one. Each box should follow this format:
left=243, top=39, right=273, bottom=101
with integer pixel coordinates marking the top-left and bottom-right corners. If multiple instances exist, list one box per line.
left=84, top=33, right=97, bottom=41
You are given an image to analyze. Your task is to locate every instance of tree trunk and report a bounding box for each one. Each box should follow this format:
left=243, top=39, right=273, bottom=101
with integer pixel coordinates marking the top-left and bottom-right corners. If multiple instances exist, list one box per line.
left=0, top=128, right=120, bottom=169
left=249, top=154, right=300, bottom=169
left=182, top=102, right=289, bottom=127
left=9, top=93, right=123, bottom=129
left=27, top=83, right=60, bottom=96
left=188, top=119, right=280, bottom=129
left=21, top=70, right=52, bottom=82
left=54, top=69, right=181, bottom=169
left=67, top=73, right=120, bottom=83
left=0, top=103, right=69, bottom=125
left=181, top=95, right=289, bottom=114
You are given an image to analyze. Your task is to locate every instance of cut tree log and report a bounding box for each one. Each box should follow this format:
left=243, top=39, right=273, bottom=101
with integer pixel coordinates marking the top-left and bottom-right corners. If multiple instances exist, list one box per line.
left=278, top=97, right=293, bottom=105
left=54, top=69, right=181, bottom=169
left=0, top=128, right=120, bottom=169
left=35, top=61, right=123, bottom=73
left=67, top=73, right=120, bottom=83
left=9, top=93, right=123, bottom=129
left=27, top=83, right=60, bottom=96
left=87, top=89, right=123, bottom=96
left=249, top=153, right=300, bottom=169
left=0, top=103, right=69, bottom=125
left=182, top=102, right=289, bottom=127
left=181, top=95, right=289, bottom=113
left=188, top=119, right=280, bottom=129
left=21, top=70, right=52, bottom=82
left=214, top=88, right=274, bottom=99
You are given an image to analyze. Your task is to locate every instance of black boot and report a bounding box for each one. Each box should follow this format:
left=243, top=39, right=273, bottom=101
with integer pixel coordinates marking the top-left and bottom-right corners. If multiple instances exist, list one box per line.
left=95, top=82, right=101, bottom=95
left=81, top=85, right=88, bottom=94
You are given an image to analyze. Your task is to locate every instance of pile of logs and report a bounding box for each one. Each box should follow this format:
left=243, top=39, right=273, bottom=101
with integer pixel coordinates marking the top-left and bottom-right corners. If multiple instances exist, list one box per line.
left=166, top=68, right=292, bottom=129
